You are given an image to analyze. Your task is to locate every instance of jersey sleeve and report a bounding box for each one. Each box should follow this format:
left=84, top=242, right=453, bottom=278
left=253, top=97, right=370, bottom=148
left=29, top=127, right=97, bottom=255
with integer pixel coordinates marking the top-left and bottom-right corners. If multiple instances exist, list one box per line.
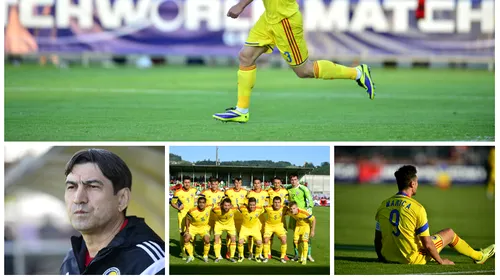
left=415, top=206, right=430, bottom=236
left=131, top=240, right=166, bottom=275
left=302, top=186, right=314, bottom=209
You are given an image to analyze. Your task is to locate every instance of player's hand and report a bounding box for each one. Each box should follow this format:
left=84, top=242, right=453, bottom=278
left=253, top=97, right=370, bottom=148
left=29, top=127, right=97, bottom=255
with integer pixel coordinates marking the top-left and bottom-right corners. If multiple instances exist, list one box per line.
left=441, top=259, right=455, bottom=265
left=227, top=5, right=244, bottom=18
left=310, top=231, right=315, bottom=238
left=5, top=17, right=38, bottom=55
left=178, top=204, right=184, bottom=211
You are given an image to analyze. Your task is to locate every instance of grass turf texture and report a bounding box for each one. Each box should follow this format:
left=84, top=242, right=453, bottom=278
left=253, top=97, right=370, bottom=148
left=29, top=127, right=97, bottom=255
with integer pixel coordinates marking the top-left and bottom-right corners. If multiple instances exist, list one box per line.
left=334, top=184, right=495, bottom=275
left=5, top=65, right=494, bottom=141
left=169, top=206, right=330, bottom=275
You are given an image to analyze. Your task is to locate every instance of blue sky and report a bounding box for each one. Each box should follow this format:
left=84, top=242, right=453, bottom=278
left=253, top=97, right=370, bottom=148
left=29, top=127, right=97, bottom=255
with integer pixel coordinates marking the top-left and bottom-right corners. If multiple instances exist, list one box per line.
left=170, top=146, right=330, bottom=166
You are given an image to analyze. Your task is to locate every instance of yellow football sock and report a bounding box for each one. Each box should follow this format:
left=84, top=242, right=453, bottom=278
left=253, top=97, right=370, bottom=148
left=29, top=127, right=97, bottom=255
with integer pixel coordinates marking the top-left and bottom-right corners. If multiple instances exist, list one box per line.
left=248, top=238, right=254, bottom=254
left=226, top=239, right=231, bottom=255
left=313, top=60, right=357, bottom=80
left=184, top=242, right=194, bottom=257
left=236, top=65, right=257, bottom=110
left=230, top=243, right=237, bottom=258
left=203, top=243, right=210, bottom=257
left=450, top=234, right=482, bottom=261
left=214, top=242, right=222, bottom=259
left=302, top=241, right=309, bottom=260
left=255, top=244, right=263, bottom=257
left=263, top=243, right=270, bottom=258
left=281, top=244, right=287, bottom=259
left=238, top=243, right=245, bottom=257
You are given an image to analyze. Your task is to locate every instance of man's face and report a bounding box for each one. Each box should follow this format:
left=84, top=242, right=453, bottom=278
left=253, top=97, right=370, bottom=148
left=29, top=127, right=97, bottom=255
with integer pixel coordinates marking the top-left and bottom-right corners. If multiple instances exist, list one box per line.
left=210, top=181, right=219, bottom=190
left=198, top=199, right=206, bottom=210
left=290, top=176, right=299, bottom=186
left=183, top=179, right=191, bottom=190
left=273, top=179, right=281, bottom=189
left=411, top=176, right=419, bottom=196
left=222, top=201, right=232, bottom=212
left=253, top=180, right=262, bottom=190
left=290, top=204, right=299, bottom=215
left=234, top=180, right=242, bottom=189
left=273, top=199, right=281, bottom=210
left=248, top=201, right=256, bottom=212
left=65, top=163, right=121, bottom=234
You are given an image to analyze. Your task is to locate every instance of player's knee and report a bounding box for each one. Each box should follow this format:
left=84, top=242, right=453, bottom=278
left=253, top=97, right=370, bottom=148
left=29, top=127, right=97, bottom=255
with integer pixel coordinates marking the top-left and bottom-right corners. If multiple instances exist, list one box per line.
left=281, top=237, right=287, bottom=244
left=238, top=50, right=254, bottom=66
left=239, top=239, right=244, bottom=245
left=256, top=240, right=263, bottom=246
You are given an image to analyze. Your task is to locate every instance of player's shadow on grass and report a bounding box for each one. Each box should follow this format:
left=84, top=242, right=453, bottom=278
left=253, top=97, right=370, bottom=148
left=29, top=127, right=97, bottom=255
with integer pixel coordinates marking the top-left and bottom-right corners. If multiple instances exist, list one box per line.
left=335, top=256, right=380, bottom=263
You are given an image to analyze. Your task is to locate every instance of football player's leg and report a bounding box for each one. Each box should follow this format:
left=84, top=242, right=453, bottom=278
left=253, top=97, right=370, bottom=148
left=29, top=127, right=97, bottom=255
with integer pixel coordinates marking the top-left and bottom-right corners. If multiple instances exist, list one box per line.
left=238, top=238, right=246, bottom=262
left=279, top=230, right=288, bottom=260
left=263, top=236, right=271, bottom=259
left=440, top=228, right=491, bottom=263
left=203, top=233, right=211, bottom=260
left=184, top=232, right=194, bottom=257
left=229, top=229, right=237, bottom=259
left=255, top=238, right=263, bottom=262
left=214, top=234, right=222, bottom=260
left=293, top=226, right=300, bottom=261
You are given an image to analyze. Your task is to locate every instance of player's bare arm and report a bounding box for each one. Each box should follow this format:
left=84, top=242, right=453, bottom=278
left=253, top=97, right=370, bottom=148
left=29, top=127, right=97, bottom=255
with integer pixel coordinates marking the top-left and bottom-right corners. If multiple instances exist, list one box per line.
left=310, top=216, right=316, bottom=238
left=227, top=0, right=253, bottom=19
left=374, top=230, right=386, bottom=262
left=420, top=236, right=454, bottom=265
left=170, top=200, right=183, bottom=211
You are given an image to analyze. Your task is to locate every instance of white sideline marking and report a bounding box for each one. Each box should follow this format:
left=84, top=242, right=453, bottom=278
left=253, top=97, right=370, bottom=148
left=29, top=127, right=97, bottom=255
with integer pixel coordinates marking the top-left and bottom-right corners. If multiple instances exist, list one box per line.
left=5, top=86, right=494, bottom=101
left=407, top=270, right=495, bottom=275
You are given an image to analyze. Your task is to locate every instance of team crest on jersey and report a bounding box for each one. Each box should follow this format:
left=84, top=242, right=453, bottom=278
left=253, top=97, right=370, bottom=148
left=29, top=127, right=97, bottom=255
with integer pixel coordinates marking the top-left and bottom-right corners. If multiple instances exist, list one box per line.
left=103, top=267, right=120, bottom=275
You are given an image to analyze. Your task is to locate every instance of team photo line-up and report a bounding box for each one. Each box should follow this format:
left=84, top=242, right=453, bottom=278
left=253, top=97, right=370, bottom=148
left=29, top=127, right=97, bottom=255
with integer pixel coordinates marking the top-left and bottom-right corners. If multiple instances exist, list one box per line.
left=170, top=174, right=317, bottom=264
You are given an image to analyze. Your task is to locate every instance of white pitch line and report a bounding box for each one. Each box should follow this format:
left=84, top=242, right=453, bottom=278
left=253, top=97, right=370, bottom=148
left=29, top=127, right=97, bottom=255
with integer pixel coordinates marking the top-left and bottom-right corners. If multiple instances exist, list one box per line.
left=407, top=270, right=495, bottom=275
left=5, top=86, right=495, bottom=101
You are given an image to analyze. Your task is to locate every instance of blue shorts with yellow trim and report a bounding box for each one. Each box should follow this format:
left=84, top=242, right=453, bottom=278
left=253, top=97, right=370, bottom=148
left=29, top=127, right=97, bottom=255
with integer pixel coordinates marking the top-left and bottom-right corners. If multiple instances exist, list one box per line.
left=245, top=11, right=308, bottom=66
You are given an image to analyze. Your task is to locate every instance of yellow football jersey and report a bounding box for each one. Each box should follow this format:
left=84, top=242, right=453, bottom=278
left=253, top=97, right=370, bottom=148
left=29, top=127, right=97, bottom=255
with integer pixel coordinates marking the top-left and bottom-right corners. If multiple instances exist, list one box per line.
left=201, top=189, right=225, bottom=207
left=171, top=188, right=197, bottom=213
left=262, top=0, right=300, bottom=24
left=225, top=188, right=248, bottom=207
left=246, top=189, right=269, bottom=207
left=288, top=208, right=315, bottom=227
left=375, top=192, right=430, bottom=264
left=239, top=206, right=264, bottom=228
left=212, top=207, right=238, bottom=226
left=186, top=206, right=212, bottom=227
left=267, top=187, right=288, bottom=205
left=264, top=206, right=286, bottom=225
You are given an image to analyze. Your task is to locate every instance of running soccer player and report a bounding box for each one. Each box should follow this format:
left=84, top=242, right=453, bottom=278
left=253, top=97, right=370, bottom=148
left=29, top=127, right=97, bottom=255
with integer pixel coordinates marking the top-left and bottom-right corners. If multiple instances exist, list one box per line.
left=375, top=165, right=495, bottom=265
left=213, top=0, right=375, bottom=123
left=286, top=173, right=314, bottom=262
left=263, top=196, right=288, bottom=263
left=224, top=177, right=249, bottom=258
left=246, top=178, right=269, bottom=259
left=212, top=198, right=238, bottom=262
left=287, top=201, right=316, bottom=265
left=237, top=197, right=265, bottom=262
left=170, top=176, right=197, bottom=260
left=184, top=197, right=213, bottom=263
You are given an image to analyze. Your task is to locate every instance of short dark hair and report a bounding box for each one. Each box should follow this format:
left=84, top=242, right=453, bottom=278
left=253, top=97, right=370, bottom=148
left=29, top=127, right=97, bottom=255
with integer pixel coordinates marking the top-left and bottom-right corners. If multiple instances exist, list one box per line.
left=248, top=197, right=257, bottom=204
left=183, top=176, right=191, bottom=181
left=273, top=177, right=282, bottom=182
left=233, top=177, right=242, bottom=182
left=198, top=197, right=206, bottom=204
left=222, top=197, right=232, bottom=205
left=65, top=149, right=132, bottom=214
left=289, top=201, right=298, bottom=208
left=209, top=177, right=219, bottom=183
left=273, top=196, right=282, bottom=202
left=65, top=149, right=132, bottom=194
left=394, top=165, right=417, bottom=191
left=253, top=177, right=262, bottom=183
left=289, top=173, right=299, bottom=179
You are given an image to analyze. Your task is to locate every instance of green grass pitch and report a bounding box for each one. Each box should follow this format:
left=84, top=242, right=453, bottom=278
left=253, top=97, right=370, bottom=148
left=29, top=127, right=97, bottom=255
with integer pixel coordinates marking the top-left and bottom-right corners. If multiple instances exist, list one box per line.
left=4, top=65, right=494, bottom=141
left=169, top=207, right=330, bottom=275
left=334, top=184, right=495, bottom=275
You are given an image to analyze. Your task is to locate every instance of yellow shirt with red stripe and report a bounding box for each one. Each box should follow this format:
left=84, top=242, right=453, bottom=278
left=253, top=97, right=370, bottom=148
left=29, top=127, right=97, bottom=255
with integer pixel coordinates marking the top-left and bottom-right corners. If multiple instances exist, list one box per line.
left=225, top=188, right=248, bottom=207
left=288, top=208, right=315, bottom=227
left=246, top=189, right=269, bottom=207
left=267, top=187, right=289, bottom=205
left=186, top=206, right=212, bottom=227
left=375, top=192, right=430, bottom=264
left=262, top=0, right=300, bottom=24
left=239, top=206, right=264, bottom=228
left=171, top=188, right=197, bottom=215
left=201, top=189, right=225, bottom=207
left=212, top=207, right=238, bottom=226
